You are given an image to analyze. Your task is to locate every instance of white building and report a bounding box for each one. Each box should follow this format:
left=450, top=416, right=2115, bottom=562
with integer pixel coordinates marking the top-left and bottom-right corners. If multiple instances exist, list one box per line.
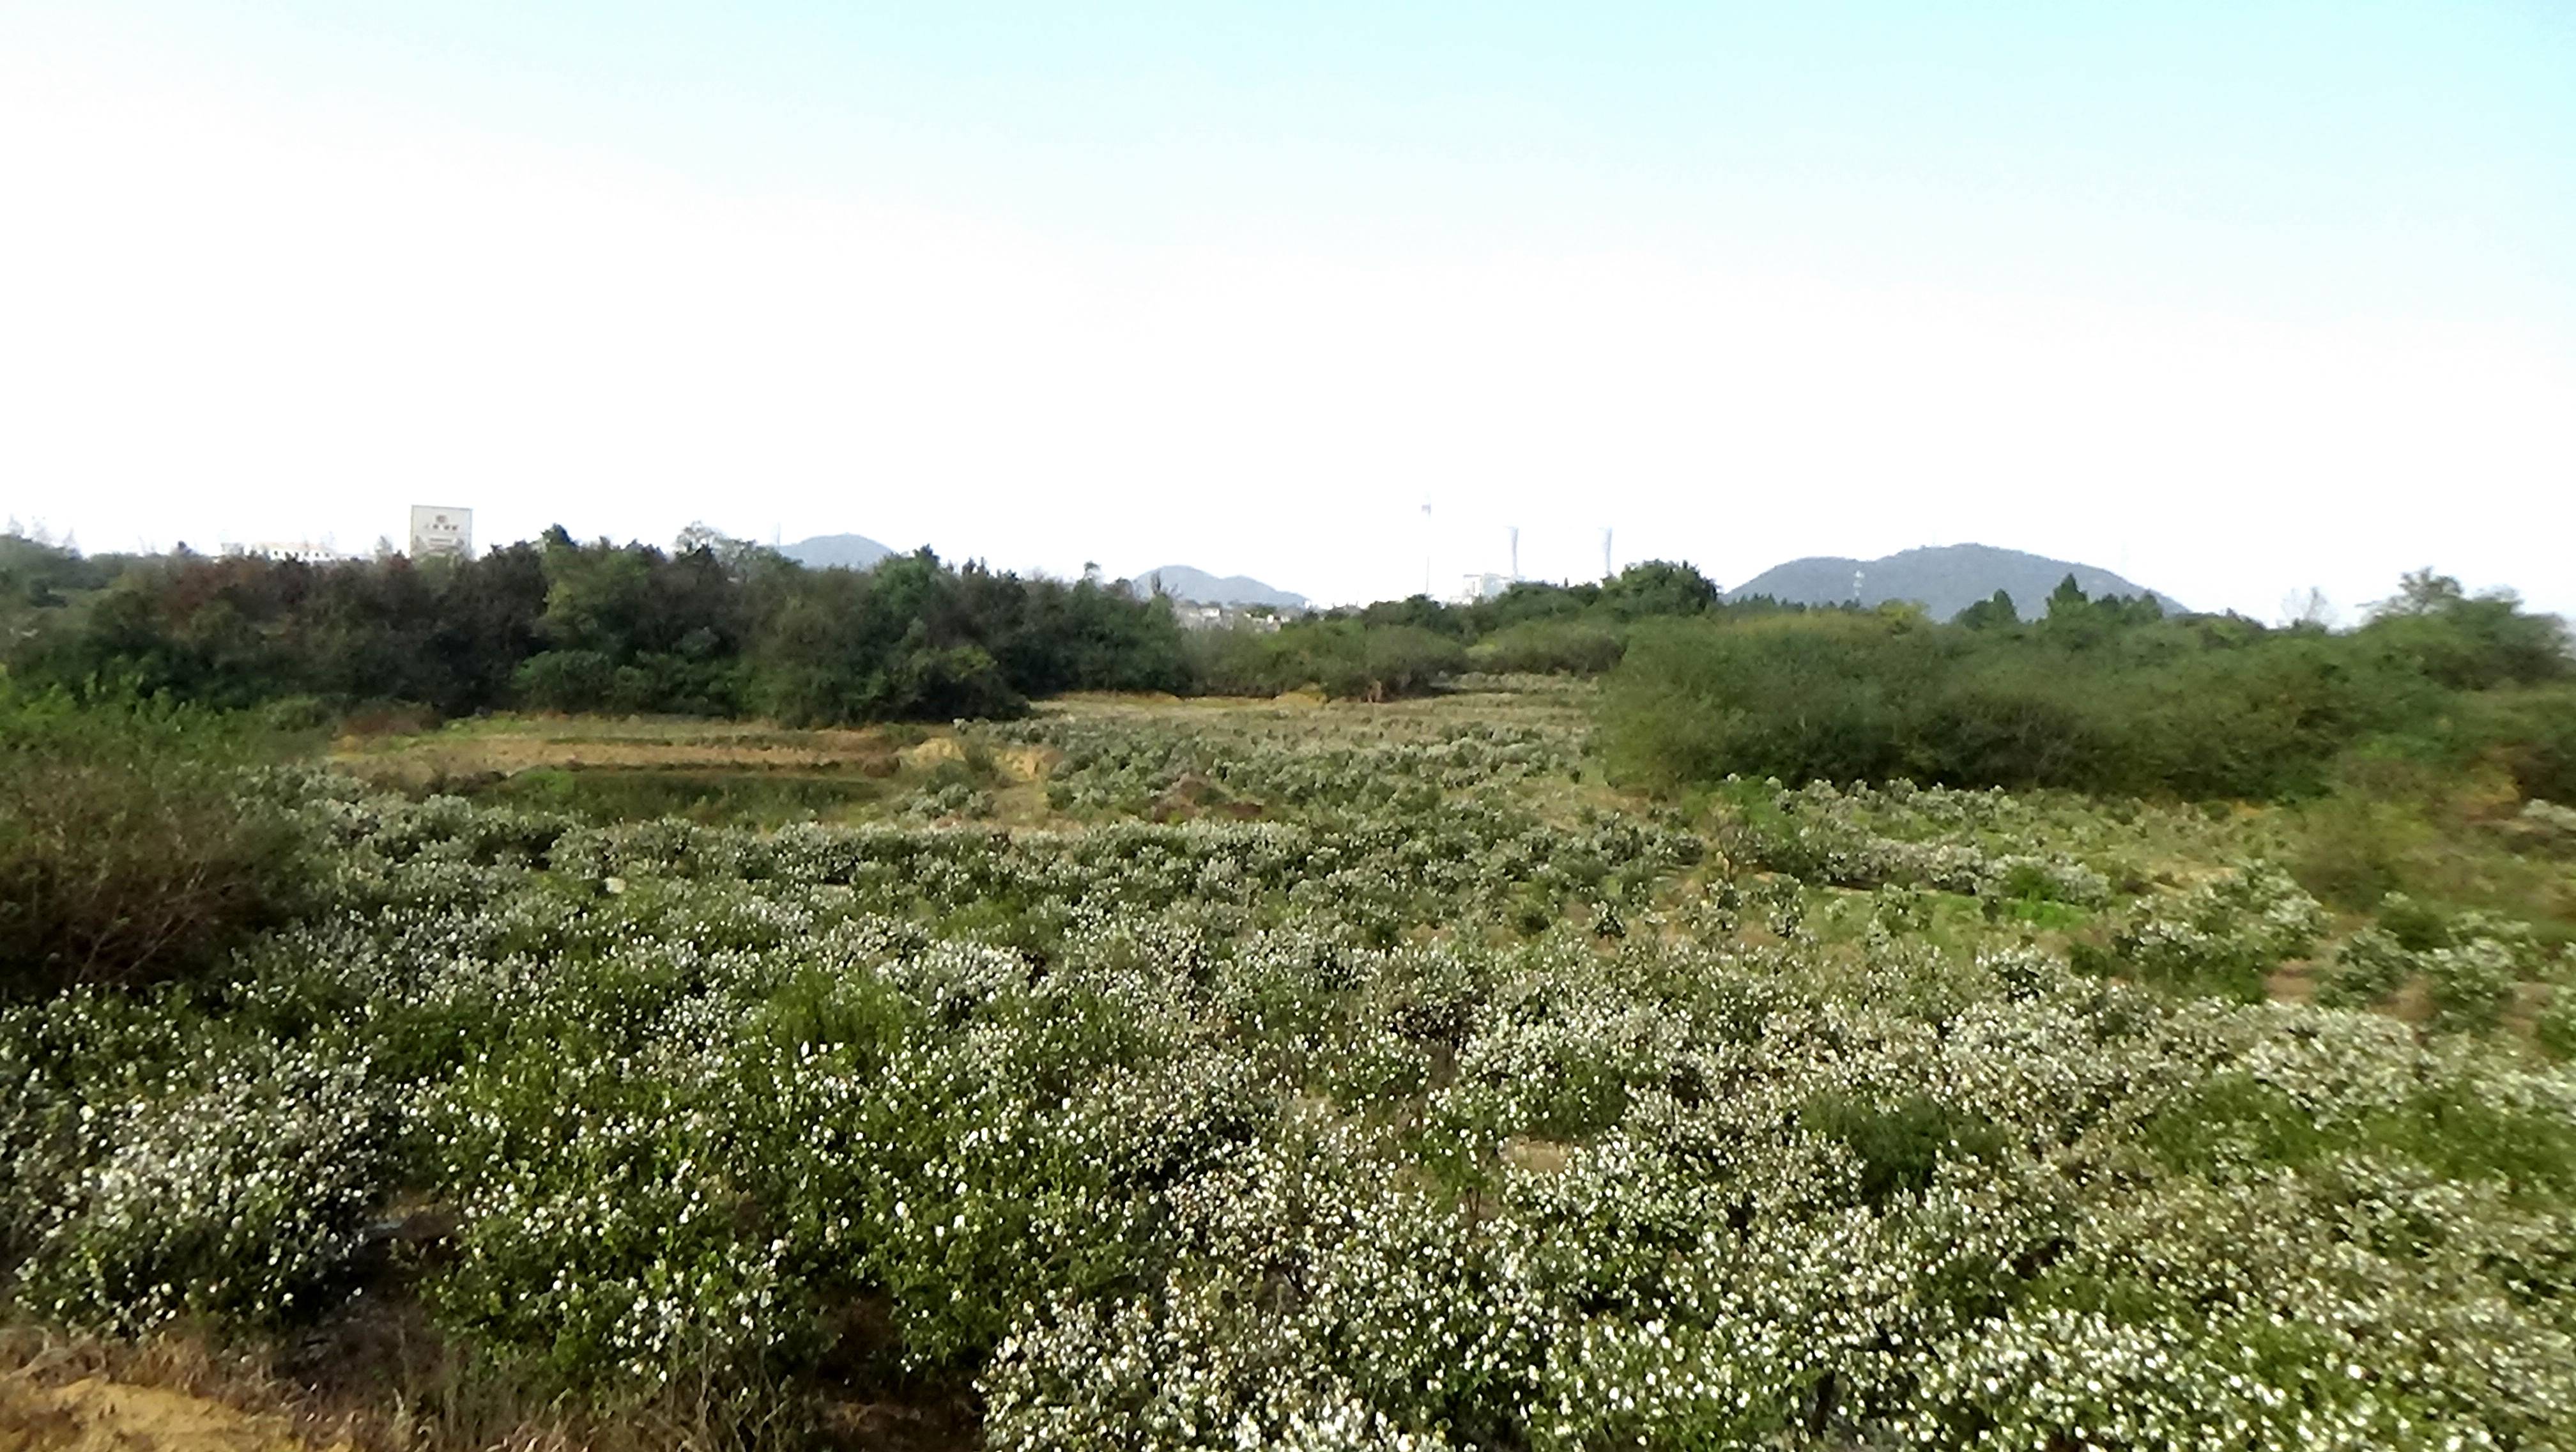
left=409, top=505, right=473, bottom=559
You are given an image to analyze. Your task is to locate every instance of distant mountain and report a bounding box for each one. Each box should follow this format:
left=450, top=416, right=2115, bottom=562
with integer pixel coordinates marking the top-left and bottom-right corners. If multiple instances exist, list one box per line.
left=781, top=533, right=894, bottom=571
left=1135, top=566, right=1307, bottom=609
left=1728, top=544, right=2186, bottom=621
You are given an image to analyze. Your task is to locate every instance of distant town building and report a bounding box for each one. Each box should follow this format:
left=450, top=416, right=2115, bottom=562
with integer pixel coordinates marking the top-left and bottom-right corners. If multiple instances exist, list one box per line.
left=409, top=505, right=473, bottom=559
left=1173, top=601, right=1288, bottom=633
left=220, top=540, right=358, bottom=564
left=1454, top=572, right=1515, bottom=604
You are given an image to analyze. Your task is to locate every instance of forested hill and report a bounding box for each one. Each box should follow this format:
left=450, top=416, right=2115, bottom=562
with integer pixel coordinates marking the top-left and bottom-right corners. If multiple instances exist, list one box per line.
left=1729, top=543, right=2184, bottom=620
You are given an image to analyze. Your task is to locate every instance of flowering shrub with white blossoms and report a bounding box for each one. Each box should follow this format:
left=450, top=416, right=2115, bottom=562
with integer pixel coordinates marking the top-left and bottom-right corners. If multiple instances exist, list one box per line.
left=2096, top=862, right=2329, bottom=1001
left=2320, top=898, right=2557, bottom=1036
left=10, top=1034, right=392, bottom=1332
left=1721, top=778, right=2113, bottom=909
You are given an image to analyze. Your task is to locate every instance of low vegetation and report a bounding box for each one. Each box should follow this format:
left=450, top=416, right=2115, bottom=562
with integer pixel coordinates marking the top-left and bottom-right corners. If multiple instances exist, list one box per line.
left=3, top=679, right=2573, bottom=1449
left=1601, top=569, right=2572, bottom=801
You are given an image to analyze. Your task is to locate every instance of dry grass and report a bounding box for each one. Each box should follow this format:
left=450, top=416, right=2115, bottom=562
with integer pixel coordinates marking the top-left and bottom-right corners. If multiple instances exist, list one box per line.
left=0, top=1376, right=307, bottom=1452
left=1, top=1327, right=326, bottom=1452
left=330, top=717, right=907, bottom=792
left=0, top=1315, right=974, bottom=1452
left=1047, top=676, right=1593, bottom=738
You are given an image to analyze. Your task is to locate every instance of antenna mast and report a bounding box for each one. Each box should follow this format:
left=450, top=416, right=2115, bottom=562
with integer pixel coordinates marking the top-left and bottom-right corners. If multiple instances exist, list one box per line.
left=1507, top=525, right=1520, bottom=582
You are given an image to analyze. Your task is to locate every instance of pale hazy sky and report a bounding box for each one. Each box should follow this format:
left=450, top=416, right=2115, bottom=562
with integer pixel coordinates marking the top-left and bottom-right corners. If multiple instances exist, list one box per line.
left=4, top=2, right=2572, bottom=616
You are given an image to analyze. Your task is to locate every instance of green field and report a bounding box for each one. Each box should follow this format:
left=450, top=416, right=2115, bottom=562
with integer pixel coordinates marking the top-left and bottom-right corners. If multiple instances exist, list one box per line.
left=7, top=681, right=2575, bottom=1449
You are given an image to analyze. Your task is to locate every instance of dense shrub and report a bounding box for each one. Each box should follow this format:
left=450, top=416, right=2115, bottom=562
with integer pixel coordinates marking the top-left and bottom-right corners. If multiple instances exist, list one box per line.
left=1598, top=614, right=1927, bottom=788
left=2360, top=570, right=2573, bottom=690
left=0, top=692, right=316, bottom=992
left=2423, top=938, right=2518, bottom=1031
left=2098, top=862, right=2326, bottom=1001
left=1601, top=575, right=2571, bottom=802
left=2539, top=992, right=2576, bottom=1060
left=1189, top=560, right=1746, bottom=699
left=512, top=647, right=622, bottom=711
left=1466, top=619, right=1626, bottom=676
left=1187, top=621, right=1468, bottom=700
left=4, top=530, right=1185, bottom=727
left=2459, top=684, right=2576, bottom=804
left=2315, top=925, right=2414, bottom=1008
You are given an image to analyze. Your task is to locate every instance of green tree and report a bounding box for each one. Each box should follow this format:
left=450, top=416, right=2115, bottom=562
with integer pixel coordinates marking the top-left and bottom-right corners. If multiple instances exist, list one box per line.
left=1956, top=590, right=2018, bottom=630
left=1598, top=560, right=1720, bottom=621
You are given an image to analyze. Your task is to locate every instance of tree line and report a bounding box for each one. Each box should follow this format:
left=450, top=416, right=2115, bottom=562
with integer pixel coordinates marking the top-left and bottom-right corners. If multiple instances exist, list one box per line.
left=4, top=528, right=1194, bottom=724
left=1600, top=569, right=2576, bottom=804
left=2, top=528, right=1758, bottom=720
left=17, top=523, right=2565, bottom=808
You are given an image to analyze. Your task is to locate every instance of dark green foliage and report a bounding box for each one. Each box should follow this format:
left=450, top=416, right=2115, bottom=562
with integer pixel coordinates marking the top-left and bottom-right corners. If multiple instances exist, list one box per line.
left=2150, top=1074, right=2576, bottom=1198
left=1596, top=560, right=1721, bottom=621
left=2539, top=995, right=2576, bottom=1061
left=4, top=529, right=1189, bottom=727
left=2143, top=1076, right=2331, bottom=1173
left=1186, top=620, right=1468, bottom=700
left=512, top=649, right=620, bottom=712
left=1954, top=589, right=2017, bottom=631
left=2365, top=570, right=2572, bottom=690
left=1468, top=619, right=1627, bottom=676
left=2315, top=927, right=2414, bottom=1008
left=6, top=527, right=1772, bottom=714
left=2456, top=684, right=2576, bottom=805
left=2375, top=892, right=2453, bottom=952
left=1346, top=593, right=1470, bottom=638
left=0, top=530, right=130, bottom=614
left=1802, top=1093, right=2004, bottom=1208
left=1602, top=571, right=2572, bottom=802
left=751, top=559, right=1032, bottom=723
left=1259, top=561, right=1745, bottom=690
left=0, top=690, right=316, bottom=992
left=1598, top=614, right=1931, bottom=789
